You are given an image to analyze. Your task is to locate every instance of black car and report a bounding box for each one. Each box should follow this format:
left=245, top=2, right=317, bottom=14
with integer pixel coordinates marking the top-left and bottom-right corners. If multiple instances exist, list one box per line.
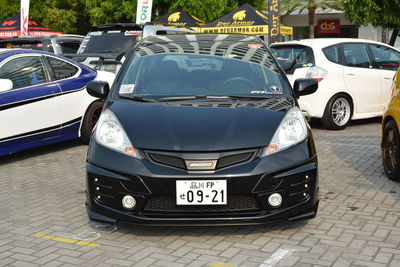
left=85, top=34, right=319, bottom=225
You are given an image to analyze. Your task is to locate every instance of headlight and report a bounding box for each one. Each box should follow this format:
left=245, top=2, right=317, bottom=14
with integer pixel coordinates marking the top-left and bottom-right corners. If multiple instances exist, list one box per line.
left=95, top=109, right=141, bottom=158
left=261, top=107, right=307, bottom=157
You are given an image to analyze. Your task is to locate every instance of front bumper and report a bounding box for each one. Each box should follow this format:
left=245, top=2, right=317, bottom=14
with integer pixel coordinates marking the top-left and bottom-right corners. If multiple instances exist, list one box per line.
left=86, top=138, right=319, bottom=226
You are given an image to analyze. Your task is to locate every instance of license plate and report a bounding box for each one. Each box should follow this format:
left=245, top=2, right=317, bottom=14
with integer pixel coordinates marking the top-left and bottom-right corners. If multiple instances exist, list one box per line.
left=176, top=180, right=227, bottom=205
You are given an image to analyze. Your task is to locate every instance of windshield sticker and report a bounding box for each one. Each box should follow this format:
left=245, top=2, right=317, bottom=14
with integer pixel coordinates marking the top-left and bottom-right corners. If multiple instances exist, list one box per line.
left=125, top=31, right=142, bottom=35
left=119, top=84, right=135, bottom=94
left=89, top=31, right=102, bottom=36
left=248, top=44, right=262, bottom=49
left=266, top=85, right=283, bottom=95
left=251, top=90, right=266, bottom=94
left=107, top=30, right=122, bottom=34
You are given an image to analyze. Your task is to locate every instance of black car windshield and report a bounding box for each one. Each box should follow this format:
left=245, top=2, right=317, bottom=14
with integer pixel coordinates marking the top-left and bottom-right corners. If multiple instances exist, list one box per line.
left=77, top=31, right=141, bottom=54
left=117, top=41, right=288, bottom=99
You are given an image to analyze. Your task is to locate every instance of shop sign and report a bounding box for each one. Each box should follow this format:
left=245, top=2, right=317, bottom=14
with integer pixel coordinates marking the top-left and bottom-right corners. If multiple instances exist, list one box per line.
left=317, top=19, right=340, bottom=34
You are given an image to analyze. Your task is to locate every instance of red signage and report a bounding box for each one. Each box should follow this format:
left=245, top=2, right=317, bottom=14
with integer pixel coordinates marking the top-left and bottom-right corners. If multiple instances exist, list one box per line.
left=317, top=19, right=340, bottom=34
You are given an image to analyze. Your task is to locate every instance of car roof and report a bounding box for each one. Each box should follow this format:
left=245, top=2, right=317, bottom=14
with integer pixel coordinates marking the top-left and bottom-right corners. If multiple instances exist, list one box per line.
left=0, top=49, right=83, bottom=66
left=0, top=34, right=85, bottom=42
left=142, top=34, right=263, bottom=44
left=91, top=23, right=143, bottom=32
left=271, top=38, right=399, bottom=50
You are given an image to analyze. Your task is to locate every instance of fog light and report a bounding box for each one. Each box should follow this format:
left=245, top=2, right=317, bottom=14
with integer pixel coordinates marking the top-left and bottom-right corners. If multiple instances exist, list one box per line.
left=268, top=193, right=282, bottom=207
left=122, top=195, right=136, bottom=210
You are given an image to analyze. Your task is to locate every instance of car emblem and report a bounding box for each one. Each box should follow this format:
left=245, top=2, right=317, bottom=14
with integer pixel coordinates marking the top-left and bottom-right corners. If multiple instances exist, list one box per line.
left=185, top=160, right=217, bottom=170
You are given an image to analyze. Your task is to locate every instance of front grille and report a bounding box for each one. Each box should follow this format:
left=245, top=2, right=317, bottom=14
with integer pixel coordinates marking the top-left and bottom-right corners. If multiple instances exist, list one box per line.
left=146, top=150, right=255, bottom=171
left=143, top=194, right=260, bottom=213
left=217, top=152, right=253, bottom=169
left=149, top=153, right=186, bottom=169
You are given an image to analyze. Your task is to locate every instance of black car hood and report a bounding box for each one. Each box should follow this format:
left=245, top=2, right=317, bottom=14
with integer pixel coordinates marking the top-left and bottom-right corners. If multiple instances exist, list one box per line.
left=109, top=98, right=294, bottom=151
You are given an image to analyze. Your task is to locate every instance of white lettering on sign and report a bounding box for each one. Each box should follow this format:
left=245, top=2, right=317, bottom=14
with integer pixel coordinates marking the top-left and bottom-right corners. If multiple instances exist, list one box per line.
left=136, top=0, right=153, bottom=24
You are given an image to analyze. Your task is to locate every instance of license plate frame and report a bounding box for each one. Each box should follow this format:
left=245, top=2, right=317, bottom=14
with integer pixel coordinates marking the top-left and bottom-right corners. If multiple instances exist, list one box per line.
left=176, top=180, right=227, bottom=205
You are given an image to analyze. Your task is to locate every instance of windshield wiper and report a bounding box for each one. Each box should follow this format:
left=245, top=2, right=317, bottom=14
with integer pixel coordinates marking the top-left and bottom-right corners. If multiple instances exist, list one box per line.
left=120, top=95, right=157, bottom=102
left=158, top=95, right=230, bottom=102
left=158, top=95, right=271, bottom=102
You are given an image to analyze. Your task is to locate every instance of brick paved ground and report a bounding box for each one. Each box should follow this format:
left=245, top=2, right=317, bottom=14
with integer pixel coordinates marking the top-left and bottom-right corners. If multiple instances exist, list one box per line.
left=1, top=118, right=399, bottom=267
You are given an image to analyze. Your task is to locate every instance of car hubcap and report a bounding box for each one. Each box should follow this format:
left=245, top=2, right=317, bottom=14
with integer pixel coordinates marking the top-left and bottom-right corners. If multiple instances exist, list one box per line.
left=332, top=98, right=351, bottom=126
left=383, top=128, right=399, bottom=172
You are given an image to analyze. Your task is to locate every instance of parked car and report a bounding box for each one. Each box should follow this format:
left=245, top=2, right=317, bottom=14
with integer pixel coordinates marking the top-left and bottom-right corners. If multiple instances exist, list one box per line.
left=71, top=23, right=195, bottom=74
left=381, top=68, right=400, bottom=180
left=0, top=34, right=84, bottom=55
left=85, top=34, right=319, bottom=225
left=0, top=49, right=114, bottom=156
left=271, top=39, right=400, bottom=130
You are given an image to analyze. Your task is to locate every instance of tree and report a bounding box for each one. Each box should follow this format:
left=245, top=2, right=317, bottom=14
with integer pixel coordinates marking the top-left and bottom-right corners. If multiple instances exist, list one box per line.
left=343, top=0, right=400, bottom=45
left=281, top=0, right=343, bottom=38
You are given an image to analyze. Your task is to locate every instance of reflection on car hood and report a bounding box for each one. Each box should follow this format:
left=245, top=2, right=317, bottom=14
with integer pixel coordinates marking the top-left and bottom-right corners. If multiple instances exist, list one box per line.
left=109, top=98, right=294, bottom=151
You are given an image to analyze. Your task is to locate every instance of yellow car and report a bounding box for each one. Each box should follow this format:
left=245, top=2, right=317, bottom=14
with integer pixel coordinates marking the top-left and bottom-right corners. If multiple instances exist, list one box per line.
left=382, top=69, right=400, bottom=180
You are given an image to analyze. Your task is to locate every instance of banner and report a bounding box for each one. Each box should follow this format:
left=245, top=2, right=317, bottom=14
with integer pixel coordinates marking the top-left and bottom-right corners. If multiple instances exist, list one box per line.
left=136, top=0, right=153, bottom=25
left=268, top=0, right=280, bottom=44
left=317, top=19, right=340, bottom=34
left=20, top=0, right=30, bottom=36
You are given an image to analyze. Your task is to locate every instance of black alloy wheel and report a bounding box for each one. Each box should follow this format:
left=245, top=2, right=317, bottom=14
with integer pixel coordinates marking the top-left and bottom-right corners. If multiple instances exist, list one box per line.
left=382, top=119, right=400, bottom=181
left=80, top=100, right=104, bottom=144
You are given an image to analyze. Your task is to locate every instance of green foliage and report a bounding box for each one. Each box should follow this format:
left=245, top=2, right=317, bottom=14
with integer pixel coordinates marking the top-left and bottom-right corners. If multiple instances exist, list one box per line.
left=0, top=0, right=269, bottom=34
left=343, top=0, right=400, bottom=28
left=85, top=0, right=137, bottom=25
left=0, top=0, right=19, bottom=21
left=281, top=0, right=343, bottom=15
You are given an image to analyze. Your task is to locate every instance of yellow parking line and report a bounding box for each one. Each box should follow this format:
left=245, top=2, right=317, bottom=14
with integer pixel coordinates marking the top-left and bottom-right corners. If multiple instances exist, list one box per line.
left=207, top=263, right=237, bottom=267
left=33, top=233, right=100, bottom=247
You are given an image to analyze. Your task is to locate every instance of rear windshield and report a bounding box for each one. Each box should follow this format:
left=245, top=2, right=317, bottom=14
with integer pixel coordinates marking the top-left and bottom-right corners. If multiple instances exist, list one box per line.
left=270, top=45, right=314, bottom=74
left=1, top=41, right=52, bottom=52
left=77, top=30, right=142, bottom=54
left=116, top=42, right=289, bottom=98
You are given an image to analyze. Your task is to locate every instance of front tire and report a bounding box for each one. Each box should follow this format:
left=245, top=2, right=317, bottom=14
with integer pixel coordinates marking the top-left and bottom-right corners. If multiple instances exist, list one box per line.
left=322, top=94, right=352, bottom=130
left=80, top=100, right=104, bottom=144
left=382, top=119, right=400, bottom=181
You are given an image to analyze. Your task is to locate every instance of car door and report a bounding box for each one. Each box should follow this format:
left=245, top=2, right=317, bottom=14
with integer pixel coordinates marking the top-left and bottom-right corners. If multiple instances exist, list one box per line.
left=43, top=55, right=94, bottom=137
left=367, top=43, right=400, bottom=110
left=342, top=43, right=382, bottom=114
left=0, top=55, right=62, bottom=149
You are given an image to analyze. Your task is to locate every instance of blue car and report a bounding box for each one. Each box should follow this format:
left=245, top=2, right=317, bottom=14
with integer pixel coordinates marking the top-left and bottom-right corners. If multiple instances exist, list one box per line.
left=0, top=49, right=114, bottom=156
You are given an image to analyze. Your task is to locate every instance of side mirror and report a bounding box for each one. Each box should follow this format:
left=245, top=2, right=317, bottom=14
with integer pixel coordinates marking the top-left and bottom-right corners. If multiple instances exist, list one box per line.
left=86, top=80, right=109, bottom=99
left=293, top=78, right=318, bottom=98
left=0, top=79, right=13, bottom=92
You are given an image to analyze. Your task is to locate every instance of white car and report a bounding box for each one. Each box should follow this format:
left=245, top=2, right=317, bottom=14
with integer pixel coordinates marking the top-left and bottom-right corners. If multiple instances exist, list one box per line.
left=271, top=38, right=400, bottom=129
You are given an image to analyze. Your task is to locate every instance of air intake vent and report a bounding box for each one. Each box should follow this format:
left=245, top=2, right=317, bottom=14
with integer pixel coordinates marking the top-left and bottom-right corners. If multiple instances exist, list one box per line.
left=217, top=152, right=253, bottom=169
left=149, top=153, right=186, bottom=169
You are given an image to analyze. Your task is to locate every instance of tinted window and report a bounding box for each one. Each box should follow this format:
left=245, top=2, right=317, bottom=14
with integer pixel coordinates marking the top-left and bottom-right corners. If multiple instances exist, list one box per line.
left=323, top=45, right=340, bottom=63
left=119, top=42, right=287, bottom=97
left=270, top=45, right=314, bottom=74
left=343, top=43, right=370, bottom=68
left=369, top=44, right=400, bottom=71
left=47, top=57, right=79, bottom=80
left=0, top=56, right=47, bottom=89
left=58, top=41, right=81, bottom=54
